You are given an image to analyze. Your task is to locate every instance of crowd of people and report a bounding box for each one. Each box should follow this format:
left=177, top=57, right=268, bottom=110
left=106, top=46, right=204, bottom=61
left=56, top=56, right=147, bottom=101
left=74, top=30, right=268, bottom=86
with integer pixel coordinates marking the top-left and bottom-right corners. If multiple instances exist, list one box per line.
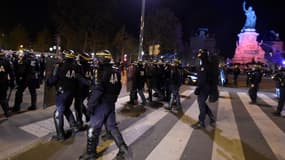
left=0, top=50, right=45, bottom=117
left=1, top=48, right=285, bottom=160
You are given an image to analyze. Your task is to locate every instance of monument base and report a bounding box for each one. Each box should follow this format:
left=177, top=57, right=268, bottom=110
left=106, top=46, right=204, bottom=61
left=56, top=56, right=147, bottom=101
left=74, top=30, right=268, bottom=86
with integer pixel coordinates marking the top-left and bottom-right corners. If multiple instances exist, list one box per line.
left=232, top=30, right=265, bottom=64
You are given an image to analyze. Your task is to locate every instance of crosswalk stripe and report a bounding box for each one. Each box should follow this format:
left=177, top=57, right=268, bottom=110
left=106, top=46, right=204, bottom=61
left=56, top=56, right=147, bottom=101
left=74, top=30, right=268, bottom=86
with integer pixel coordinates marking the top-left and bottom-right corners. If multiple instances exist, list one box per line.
left=212, top=92, right=245, bottom=160
left=19, top=95, right=131, bottom=138
left=146, top=96, right=197, bottom=160
left=238, top=92, right=285, bottom=160
left=101, top=90, right=193, bottom=160
left=258, top=93, right=277, bottom=110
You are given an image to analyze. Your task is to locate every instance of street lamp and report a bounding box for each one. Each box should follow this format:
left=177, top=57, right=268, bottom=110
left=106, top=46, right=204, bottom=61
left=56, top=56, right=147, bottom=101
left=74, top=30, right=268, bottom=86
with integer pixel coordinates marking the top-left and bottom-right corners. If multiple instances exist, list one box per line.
left=138, top=0, right=146, bottom=61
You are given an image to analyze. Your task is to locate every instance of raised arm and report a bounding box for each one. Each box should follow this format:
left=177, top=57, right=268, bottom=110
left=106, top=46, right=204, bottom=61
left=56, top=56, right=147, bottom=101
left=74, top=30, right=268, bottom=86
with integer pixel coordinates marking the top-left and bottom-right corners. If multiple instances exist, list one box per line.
left=243, top=1, right=247, bottom=12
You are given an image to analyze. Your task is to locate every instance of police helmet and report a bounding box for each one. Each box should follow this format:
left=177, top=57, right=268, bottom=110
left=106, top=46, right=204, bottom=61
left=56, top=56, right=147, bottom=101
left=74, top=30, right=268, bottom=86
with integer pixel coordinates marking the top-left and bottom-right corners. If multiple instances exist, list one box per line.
left=95, top=50, right=112, bottom=64
left=62, top=50, right=76, bottom=59
left=79, top=52, right=92, bottom=62
left=173, top=58, right=181, bottom=64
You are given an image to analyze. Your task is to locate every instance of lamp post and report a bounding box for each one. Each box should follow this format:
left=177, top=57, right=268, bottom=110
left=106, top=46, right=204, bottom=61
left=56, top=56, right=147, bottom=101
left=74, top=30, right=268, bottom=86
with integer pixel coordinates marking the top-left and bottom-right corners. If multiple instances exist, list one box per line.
left=138, top=0, right=146, bottom=61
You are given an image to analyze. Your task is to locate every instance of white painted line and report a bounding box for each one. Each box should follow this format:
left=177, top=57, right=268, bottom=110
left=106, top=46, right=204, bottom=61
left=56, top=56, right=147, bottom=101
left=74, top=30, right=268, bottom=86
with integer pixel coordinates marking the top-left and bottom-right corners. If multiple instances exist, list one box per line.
left=102, top=90, right=193, bottom=160
left=258, top=93, right=277, bottom=110
left=20, top=123, right=51, bottom=138
left=19, top=95, right=131, bottom=137
left=146, top=98, right=198, bottom=160
left=238, top=92, right=285, bottom=160
left=211, top=92, right=245, bottom=160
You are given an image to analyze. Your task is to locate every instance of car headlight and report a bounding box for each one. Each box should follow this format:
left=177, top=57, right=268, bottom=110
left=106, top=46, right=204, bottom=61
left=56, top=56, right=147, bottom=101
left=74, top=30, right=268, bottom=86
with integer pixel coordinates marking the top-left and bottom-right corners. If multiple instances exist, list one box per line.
left=190, top=76, right=197, bottom=80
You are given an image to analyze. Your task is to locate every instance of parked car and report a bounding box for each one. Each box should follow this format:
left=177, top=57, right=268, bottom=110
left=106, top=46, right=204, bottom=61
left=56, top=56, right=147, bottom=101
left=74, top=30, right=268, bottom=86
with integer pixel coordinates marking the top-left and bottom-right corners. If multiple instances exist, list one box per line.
left=183, top=67, right=198, bottom=85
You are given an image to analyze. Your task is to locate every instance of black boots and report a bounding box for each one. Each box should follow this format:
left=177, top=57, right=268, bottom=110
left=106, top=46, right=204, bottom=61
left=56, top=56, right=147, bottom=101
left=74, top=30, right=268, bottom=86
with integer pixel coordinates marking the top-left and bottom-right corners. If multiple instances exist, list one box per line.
left=114, top=144, right=130, bottom=160
left=0, top=100, right=10, bottom=117
left=53, top=110, right=65, bottom=141
left=110, top=129, right=132, bottom=160
left=79, top=128, right=98, bottom=160
left=191, top=121, right=206, bottom=129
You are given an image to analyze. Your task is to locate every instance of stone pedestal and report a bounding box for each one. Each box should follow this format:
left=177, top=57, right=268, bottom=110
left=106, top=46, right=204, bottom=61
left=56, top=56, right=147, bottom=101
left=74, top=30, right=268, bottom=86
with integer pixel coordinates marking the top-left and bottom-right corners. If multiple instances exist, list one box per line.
left=232, top=29, right=265, bottom=64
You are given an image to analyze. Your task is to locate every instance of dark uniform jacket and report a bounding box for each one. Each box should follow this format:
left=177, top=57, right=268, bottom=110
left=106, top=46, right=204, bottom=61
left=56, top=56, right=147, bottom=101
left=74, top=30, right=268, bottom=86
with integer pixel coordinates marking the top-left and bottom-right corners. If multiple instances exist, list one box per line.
left=87, top=63, right=122, bottom=110
left=0, top=57, right=14, bottom=87
left=47, top=59, right=80, bottom=93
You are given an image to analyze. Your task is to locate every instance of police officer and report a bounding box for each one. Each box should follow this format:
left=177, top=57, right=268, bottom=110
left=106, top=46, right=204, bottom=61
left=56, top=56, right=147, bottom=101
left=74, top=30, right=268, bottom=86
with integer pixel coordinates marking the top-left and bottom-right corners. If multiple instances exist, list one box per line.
left=192, top=49, right=215, bottom=129
left=145, top=61, right=154, bottom=102
left=272, top=66, right=285, bottom=116
left=79, top=50, right=131, bottom=160
left=134, top=61, right=147, bottom=105
left=233, top=65, right=240, bottom=86
left=164, top=59, right=183, bottom=112
left=162, top=61, right=171, bottom=101
left=47, top=50, right=79, bottom=141
left=248, top=65, right=262, bottom=104
left=13, top=50, right=40, bottom=112
left=127, top=62, right=138, bottom=105
left=0, top=51, right=15, bottom=117
left=74, top=52, right=93, bottom=129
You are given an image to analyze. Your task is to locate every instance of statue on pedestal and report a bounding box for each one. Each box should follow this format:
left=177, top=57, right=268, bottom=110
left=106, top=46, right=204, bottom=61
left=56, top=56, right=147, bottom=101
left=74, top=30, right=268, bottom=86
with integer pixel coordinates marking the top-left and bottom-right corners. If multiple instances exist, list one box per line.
left=242, top=1, right=256, bottom=32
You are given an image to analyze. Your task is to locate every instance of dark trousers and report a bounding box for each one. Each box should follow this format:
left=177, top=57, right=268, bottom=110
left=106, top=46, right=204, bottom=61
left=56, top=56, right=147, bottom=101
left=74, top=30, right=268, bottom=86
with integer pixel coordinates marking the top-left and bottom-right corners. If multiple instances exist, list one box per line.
left=169, top=85, right=181, bottom=108
left=74, top=90, right=89, bottom=124
left=248, top=84, right=258, bottom=103
left=277, top=87, right=285, bottom=113
left=56, top=91, right=76, bottom=130
left=14, top=81, right=37, bottom=109
left=87, top=102, right=126, bottom=155
left=197, top=89, right=213, bottom=123
left=90, top=103, right=116, bottom=129
left=0, top=85, right=9, bottom=115
left=146, top=79, right=153, bottom=102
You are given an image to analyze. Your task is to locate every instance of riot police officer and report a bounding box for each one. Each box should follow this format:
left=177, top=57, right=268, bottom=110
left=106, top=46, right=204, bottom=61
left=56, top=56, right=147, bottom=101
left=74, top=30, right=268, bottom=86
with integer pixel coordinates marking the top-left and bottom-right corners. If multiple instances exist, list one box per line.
left=272, top=66, right=285, bottom=116
left=0, top=51, right=14, bottom=117
left=145, top=61, right=154, bottom=102
left=248, top=65, right=262, bottom=104
left=134, top=61, right=147, bottom=105
left=74, top=52, right=93, bottom=129
left=127, top=62, right=138, bottom=105
left=13, top=50, right=40, bottom=112
left=192, top=49, right=215, bottom=129
left=47, top=50, right=79, bottom=141
left=79, top=50, right=131, bottom=160
left=164, top=59, right=183, bottom=112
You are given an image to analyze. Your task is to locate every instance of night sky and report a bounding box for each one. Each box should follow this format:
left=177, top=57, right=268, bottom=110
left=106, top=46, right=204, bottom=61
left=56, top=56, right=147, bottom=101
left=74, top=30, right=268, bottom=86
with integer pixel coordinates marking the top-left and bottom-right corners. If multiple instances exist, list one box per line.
left=0, top=0, right=284, bottom=57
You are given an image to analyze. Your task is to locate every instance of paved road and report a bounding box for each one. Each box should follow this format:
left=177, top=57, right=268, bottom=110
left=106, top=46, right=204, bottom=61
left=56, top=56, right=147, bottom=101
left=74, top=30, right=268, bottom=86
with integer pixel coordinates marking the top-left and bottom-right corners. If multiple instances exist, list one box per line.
left=1, top=83, right=285, bottom=160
